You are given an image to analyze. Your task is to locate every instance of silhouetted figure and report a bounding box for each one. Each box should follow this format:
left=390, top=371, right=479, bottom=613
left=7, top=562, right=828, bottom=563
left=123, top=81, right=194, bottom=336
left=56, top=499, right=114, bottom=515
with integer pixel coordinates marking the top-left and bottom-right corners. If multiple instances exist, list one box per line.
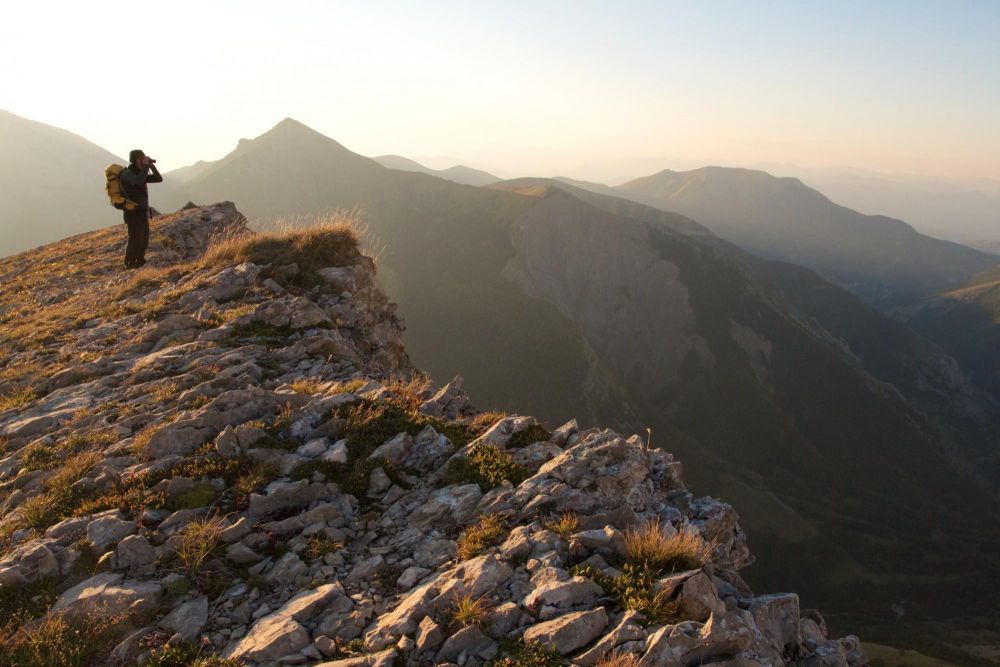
left=120, top=149, right=163, bottom=269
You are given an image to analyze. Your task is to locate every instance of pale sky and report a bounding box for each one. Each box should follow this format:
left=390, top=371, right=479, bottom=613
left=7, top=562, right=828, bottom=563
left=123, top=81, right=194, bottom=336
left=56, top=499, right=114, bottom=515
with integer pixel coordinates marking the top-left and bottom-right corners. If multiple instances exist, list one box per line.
left=2, top=1, right=999, bottom=182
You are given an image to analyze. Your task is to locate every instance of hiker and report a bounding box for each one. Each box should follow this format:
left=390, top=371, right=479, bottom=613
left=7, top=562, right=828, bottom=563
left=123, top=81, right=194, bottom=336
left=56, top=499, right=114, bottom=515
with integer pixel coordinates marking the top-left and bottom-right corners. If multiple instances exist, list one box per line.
left=120, top=149, right=163, bottom=269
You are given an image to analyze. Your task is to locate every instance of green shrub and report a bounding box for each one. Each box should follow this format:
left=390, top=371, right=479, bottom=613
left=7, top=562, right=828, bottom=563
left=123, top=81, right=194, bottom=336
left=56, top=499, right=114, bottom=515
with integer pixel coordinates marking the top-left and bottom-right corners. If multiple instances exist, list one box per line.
left=571, top=563, right=679, bottom=625
left=488, top=639, right=562, bottom=667
left=456, top=513, right=507, bottom=560
left=508, top=424, right=551, bottom=449
left=443, top=441, right=526, bottom=491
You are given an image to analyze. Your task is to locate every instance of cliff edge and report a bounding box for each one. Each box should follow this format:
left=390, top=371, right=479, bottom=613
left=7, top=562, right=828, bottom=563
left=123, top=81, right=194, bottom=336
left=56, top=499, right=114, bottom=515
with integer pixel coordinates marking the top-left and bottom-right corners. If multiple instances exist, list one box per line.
left=0, top=204, right=866, bottom=666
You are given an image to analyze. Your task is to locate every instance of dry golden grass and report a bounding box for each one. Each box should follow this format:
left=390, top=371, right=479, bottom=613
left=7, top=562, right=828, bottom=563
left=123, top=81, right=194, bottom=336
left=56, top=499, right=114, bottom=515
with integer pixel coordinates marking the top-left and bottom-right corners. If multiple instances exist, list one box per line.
left=0, top=387, right=37, bottom=411
left=624, top=518, right=713, bottom=572
left=203, top=213, right=361, bottom=278
left=0, top=607, right=131, bottom=667
left=456, top=513, right=507, bottom=561
left=289, top=377, right=326, bottom=395
left=150, top=381, right=181, bottom=403
left=380, top=373, right=433, bottom=409
left=594, top=652, right=641, bottom=667
left=177, top=516, right=226, bottom=577
left=545, top=511, right=579, bottom=539
left=468, top=410, right=508, bottom=433
left=450, top=592, right=492, bottom=630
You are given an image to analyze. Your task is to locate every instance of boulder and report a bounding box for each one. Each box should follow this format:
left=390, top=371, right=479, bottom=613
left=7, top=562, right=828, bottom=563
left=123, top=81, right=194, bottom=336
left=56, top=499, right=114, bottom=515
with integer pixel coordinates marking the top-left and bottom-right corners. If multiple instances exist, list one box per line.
left=161, top=596, right=208, bottom=641
left=224, top=613, right=311, bottom=662
left=522, top=607, right=608, bottom=654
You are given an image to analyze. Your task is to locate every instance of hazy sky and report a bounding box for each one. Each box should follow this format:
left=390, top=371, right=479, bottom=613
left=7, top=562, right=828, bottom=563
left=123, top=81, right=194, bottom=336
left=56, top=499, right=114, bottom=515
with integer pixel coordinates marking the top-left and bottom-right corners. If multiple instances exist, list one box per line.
left=3, top=1, right=999, bottom=182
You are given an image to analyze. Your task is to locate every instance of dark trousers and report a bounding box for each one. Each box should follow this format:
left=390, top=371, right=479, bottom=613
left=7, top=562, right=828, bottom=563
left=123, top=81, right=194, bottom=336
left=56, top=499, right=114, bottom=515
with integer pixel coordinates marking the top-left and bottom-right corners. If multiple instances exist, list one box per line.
left=123, top=208, right=149, bottom=268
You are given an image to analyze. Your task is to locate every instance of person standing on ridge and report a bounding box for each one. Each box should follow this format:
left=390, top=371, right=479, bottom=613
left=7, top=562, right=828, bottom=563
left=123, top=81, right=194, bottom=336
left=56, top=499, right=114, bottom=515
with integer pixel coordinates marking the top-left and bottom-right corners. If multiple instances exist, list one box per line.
left=120, top=149, right=163, bottom=269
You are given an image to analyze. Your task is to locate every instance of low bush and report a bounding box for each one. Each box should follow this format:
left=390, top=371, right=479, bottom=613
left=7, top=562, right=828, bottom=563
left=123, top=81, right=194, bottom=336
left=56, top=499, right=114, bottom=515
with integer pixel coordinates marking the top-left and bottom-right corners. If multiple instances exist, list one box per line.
left=443, top=441, right=526, bottom=491
left=456, top=513, right=507, bottom=560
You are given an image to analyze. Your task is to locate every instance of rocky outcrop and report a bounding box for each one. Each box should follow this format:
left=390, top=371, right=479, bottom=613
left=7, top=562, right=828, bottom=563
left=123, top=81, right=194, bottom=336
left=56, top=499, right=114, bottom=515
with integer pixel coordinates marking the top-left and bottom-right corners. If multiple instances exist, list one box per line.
left=0, top=203, right=866, bottom=666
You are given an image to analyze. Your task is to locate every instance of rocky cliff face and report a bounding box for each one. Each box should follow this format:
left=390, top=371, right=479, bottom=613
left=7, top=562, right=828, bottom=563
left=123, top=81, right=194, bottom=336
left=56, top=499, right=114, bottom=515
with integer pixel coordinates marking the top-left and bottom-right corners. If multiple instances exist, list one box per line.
left=0, top=204, right=866, bottom=666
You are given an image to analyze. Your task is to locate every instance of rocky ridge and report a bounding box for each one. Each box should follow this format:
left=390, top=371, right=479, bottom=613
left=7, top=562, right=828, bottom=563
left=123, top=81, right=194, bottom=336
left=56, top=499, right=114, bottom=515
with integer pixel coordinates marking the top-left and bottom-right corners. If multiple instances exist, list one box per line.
left=0, top=204, right=866, bottom=666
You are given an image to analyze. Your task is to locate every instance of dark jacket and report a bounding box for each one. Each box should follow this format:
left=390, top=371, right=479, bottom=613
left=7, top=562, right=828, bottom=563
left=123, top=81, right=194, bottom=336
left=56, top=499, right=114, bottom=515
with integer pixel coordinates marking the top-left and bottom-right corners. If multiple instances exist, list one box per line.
left=120, top=163, right=163, bottom=210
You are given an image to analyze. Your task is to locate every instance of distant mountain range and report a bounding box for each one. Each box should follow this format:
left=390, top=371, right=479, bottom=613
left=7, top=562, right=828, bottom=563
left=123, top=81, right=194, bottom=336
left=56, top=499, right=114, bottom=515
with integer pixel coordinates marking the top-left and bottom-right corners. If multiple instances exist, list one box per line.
left=758, top=163, right=1000, bottom=245
left=563, top=167, right=999, bottom=309
left=373, top=154, right=499, bottom=186
left=3, top=114, right=999, bottom=650
left=0, top=110, right=124, bottom=255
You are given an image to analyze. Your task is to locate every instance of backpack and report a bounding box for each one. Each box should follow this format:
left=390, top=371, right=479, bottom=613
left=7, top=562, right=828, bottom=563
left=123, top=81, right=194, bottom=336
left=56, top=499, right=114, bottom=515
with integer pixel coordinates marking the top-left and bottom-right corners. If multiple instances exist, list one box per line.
left=105, top=164, right=140, bottom=211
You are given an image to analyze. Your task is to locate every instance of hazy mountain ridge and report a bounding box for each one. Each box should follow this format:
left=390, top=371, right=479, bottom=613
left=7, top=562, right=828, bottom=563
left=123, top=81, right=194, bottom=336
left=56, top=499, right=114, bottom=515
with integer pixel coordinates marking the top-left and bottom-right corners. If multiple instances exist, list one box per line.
left=0, top=204, right=870, bottom=666
left=0, top=110, right=125, bottom=256
left=373, top=154, right=499, bottom=186
left=605, top=166, right=1000, bottom=308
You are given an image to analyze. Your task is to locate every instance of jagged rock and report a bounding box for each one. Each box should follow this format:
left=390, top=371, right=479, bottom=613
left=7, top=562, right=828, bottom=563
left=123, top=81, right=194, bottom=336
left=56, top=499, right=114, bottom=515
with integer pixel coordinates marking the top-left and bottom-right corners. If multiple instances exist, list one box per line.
left=639, top=611, right=755, bottom=667
left=314, top=647, right=397, bottom=667
left=415, top=615, right=444, bottom=652
left=675, top=570, right=724, bottom=622
left=161, top=595, right=208, bottom=641
left=409, top=483, right=482, bottom=526
left=522, top=607, right=609, bottom=654
left=50, top=573, right=161, bottom=618
left=266, top=551, right=308, bottom=583
left=419, top=376, right=472, bottom=419
left=224, top=613, right=311, bottom=662
left=249, top=479, right=330, bottom=517
left=524, top=576, right=603, bottom=618
left=575, top=610, right=646, bottom=666
left=86, top=513, right=138, bottom=550
left=282, top=583, right=349, bottom=621
left=116, top=534, right=156, bottom=570
left=750, top=593, right=801, bottom=659
left=436, top=625, right=497, bottom=663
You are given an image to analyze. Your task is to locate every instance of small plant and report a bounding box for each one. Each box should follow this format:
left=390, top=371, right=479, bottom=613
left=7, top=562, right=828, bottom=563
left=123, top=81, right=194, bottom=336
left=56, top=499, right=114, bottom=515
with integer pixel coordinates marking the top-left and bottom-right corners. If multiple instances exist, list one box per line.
left=571, top=563, right=679, bottom=625
left=594, top=652, right=640, bottom=667
left=508, top=424, right=552, bottom=449
left=150, top=381, right=181, bottom=403
left=146, top=640, right=244, bottom=667
left=545, top=511, right=579, bottom=539
left=623, top=518, right=712, bottom=573
left=177, top=516, right=226, bottom=578
left=0, top=607, right=129, bottom=667
left=488, top=639, right=562, bottom=667
left=329, top=378, right=366, bottom=395
left=304, top=535, right=344, bottom=560
left=456, top=513, right=507, bottom=560
left=443, top=441, right=526, bottom=491
left=450, top=592, right=492, bottom=630
left=289, top=377, right=325, bottom=395
left=0, top=387, right=36, bottom=411
left=170, top=483, right=219, bottom=511
left=20, top=431, right=114, bottom=472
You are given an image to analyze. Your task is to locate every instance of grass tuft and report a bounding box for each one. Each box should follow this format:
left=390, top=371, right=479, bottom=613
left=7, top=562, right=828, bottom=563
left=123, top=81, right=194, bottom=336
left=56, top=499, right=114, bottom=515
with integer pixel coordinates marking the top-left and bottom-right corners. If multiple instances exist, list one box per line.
left=450, top=592, right=492, bottom=631
left=177, top=516, right=226, bottom=578
left=202, top=214, right=361, bottom=286
left=623, top=518, right=713, bottom=573
left=456, top=513, right=507, bottom=561
left=544, top=511, right=579, bottom=539
left=488, top=639, right=562, bottom=667
left=0, top=388, right=37, bottom=411
left=0, top=607, right=130, bottom=667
